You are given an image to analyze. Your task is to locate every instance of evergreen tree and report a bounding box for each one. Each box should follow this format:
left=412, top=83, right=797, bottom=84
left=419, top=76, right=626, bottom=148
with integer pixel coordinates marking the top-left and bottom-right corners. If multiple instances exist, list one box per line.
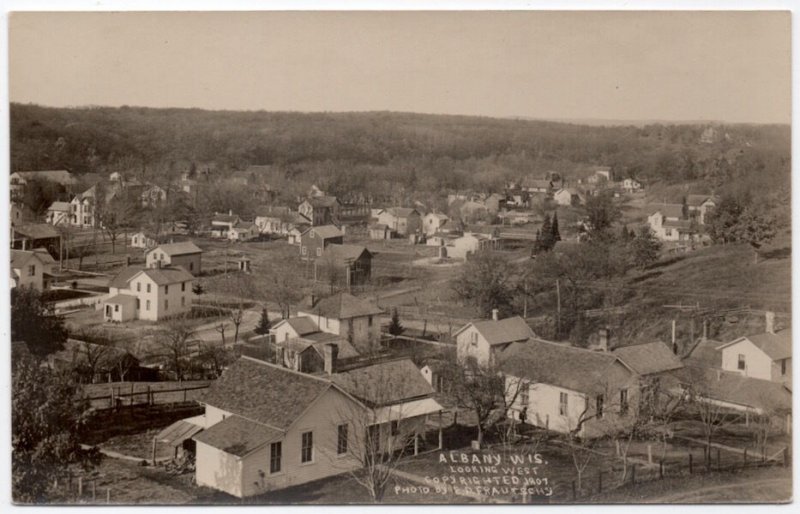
left=681, top=196, right=689, bottom=220
left=551, top=211, right=561, bottom=243
left=537, top=214, right=553, bottom=252
left=388, top=308, right=404, bottom=336
left=629, top=226, right=663, bottom=269
left=255, top=307, right=271, bottom=335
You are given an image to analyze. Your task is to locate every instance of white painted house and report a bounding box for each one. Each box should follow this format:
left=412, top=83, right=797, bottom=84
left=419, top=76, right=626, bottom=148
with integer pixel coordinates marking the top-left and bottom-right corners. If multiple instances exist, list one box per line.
left=454, top=312, right=535, bottom=366
left=499, top=340, right=640, bottom=438
left=622, top=178, right=642, bottom=193
left=422, top=212, right=450, bottom=236
left=716, top=314, right=791, bottom=384
left=193, top=356, right=442, bottom=498
left=553, top=188, right=584, bottom=206
left=10, top=249, right=56, bottom=291
left=297, top=293, right=383, bottom=355
left=145, top=241, right=203, bottom=274
left=104, top=265, right=194, bottom=322
left=46, top=201, right=71, bottom=226
left=447, top=232, right=499, bottom=260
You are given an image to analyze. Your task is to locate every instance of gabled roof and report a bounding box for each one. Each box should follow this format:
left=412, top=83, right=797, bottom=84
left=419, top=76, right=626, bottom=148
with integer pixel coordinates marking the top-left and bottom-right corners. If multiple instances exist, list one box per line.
left=277, top=332, right=360, bottom=360
left=108, top=266, right=145, bottom=289
left=11, top=248, right=56, bottom=269
left=200, top=357, right=332, bottom=430
left=384, top=207, right=419, bottom=218
left=317, top=244, right=371, bottom=264
left=612, top=341, right=683, bottom=375
left=301, top=292, right=383, bottom=320
left=303, top=225, right=344, bottom=240
left=672, top=366, right=791, bottom=412
left=718, top=330, right=791, bottom=361
left=233, top=221, right=256, bottom=230
left=48, top=201, right=71, bottom=212
left=331, top=359, right=433, bottom=407
left=499, top=340, right=636, bottom=394
left=138, top=267, right=194, bottom=286
left=13, top=223, right=59, bottom=240
left=425, top=212, right=449, bottom=221
left=663, top=219, right=695, bottom=231
left=683, top=338, right=723, bottom=368
left=273, top=316, right=320, bottom=337
left=193, top=415, right=282, bottom=457
left=150, top=241, right=202, bottom=256
left=454, top=316, right=534, bottom=346
left=646, top=203, right=685, bottom=219
left=105, top=294, right=138, bottom=307
left=556, top=188, right=582, bottom=196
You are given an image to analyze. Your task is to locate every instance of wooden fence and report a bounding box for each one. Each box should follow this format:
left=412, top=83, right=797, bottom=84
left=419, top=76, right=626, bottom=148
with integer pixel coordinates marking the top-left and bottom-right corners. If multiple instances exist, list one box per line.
left=84, top=383, right=210, bottom=410
left=552, top=443, right=790, bottom=503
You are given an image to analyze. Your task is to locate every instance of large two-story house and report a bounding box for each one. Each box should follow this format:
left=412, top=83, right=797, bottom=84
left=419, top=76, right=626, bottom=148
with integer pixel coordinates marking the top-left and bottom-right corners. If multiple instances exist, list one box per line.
left=103, top=265, right=194, bottom=322
left=454, top=312, right=535, bottom=366
left=145, top=242, right=203, bottom=275
left=299, top=196, right=340, bottom=226
left=297, top=293, right=383, bottom=354
left=299, top=225, right=344, bottom=262
left=10, top=249, right=57, bottom=291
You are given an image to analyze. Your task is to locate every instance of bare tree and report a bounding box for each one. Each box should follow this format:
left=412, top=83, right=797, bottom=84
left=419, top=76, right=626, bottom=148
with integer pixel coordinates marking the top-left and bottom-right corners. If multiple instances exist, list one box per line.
left=154, top=316, right=198, bottom=381
left=78, top=341, right=112, bottom=384
left=196, top=342, right=237, bottom=378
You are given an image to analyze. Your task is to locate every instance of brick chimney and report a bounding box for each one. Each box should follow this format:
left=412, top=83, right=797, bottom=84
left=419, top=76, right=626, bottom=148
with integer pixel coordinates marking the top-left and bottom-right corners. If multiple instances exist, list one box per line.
left=765, top=311, right=775, bottom=334
left=491, top=308, right=499, bottom=321
left=323, top=343, right=339, bottom=375
left=598, top=328, right=609, bottom=352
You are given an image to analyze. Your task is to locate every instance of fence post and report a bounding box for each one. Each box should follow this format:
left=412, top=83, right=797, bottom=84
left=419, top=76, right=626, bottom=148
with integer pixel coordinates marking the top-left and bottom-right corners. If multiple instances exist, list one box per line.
left=78, top=477, right=83, bottom=496
left=631, top=464, right=636, bottom=484
left=571, top=480, right=576, bottom=500
left=647, top=444, right=653, bottom=465
left=659, top=460, right=664, bottom=479
left=716, top=448, right=721, bottom=470
left=152, top=437, right=157, bottom=466
left=598, top=471, right=602, bottom=493
left=92, top=480, right=96, bottom=501
left=106, top=488, right=111, bottom=504
left=689, top=453, right=693, bottom=474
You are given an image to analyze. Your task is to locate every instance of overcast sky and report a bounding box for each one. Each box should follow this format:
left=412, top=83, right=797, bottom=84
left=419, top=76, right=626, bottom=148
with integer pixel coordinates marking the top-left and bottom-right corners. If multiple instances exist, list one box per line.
left=8, top=11, right=791, bottom=124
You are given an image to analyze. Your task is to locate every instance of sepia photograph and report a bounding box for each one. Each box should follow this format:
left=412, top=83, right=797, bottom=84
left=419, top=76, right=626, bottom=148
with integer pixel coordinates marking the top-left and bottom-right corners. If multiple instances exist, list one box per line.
left=5, top=7, right=793, bottom=506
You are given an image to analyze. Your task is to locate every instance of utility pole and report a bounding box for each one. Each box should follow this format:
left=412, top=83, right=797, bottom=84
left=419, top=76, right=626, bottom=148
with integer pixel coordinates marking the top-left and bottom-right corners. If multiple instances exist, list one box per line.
left=556, top=279, right=561, bottom=338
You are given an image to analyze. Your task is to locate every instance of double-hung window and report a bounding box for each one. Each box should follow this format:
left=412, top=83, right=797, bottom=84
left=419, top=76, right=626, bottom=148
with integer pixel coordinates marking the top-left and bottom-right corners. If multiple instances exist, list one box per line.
left=301, top=431, right=313, bottom=463
left=559, top=392, right=568, bottom=416
left=270, top=442, right=282, bottom=473
left=337, top=424, right=348, bottom=455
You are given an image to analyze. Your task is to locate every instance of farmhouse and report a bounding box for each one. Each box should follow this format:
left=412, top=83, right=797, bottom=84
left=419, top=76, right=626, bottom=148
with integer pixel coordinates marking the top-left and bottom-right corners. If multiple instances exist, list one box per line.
left=447, top=232, right=500, bottom=260
left=716, top=314, right=791, bottom=384
left=228, top=221, right=259, bottom=242
left=104, top=265, right=194, bottom=322
left=297, top=293, right=383, bottom=354
left=10, top=248, right=57, bottom=291
left=47, top=339, right=147, bottom=383
left=686, top=194, right=720, bottom=225
left=646, top=204, right=696, bottom=242
left=499, top=339, right=640, bottom=437
left=376, top=207, right=422, bottom=237
left=193, top=355, right=442, bottom=498
left=299, top=225, right=344, bottom=261
left=146, top=241, right=203, bottom=274
left=454, top=312, right=535, bottom=366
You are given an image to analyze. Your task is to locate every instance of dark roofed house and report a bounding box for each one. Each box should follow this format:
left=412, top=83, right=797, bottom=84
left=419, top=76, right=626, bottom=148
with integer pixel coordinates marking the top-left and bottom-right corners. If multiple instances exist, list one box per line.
left=376, top=207, right=422, bottom=236
left=611, top=341, right=683, bottom=376
left=192, top=356, right=442, bottom=497
left=146, top=241, right=203, bottom=274
left=11, top=223, right=61, bottom=259
left=298, top=292, right=383, bottom=354
left=299, top=225, right=344, bottom=261
left=683, top=338, right=724, bottom=369
left=314, top=244, right=372, bottom=287
left=454, top=313, right=535, bottom=366
left=498, top=340, right=639, bottom=437
left=299, top=196, right=340, bottom=226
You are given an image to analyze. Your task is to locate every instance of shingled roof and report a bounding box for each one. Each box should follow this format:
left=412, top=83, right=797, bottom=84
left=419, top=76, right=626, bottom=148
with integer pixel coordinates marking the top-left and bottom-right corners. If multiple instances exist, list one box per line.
left=646, top=203, right=685, bottom=219
left=499, top=340, right=636, bottom=394
left=612, top=341, right=683, bottom=375
left=273, top=317, right=320, bottom=337
left=13, top=223, right=60, bottom=240
left=683, top=338, right=723, bottom=368
left=301, top=292, right=383, bottom=320
left=108, top=266, right=146, bottom=289
left=150, top=241, right=202, bottom=256
left=304, top=225, right=344, bottom=240
left=139, top=267, right=194, bottom=285
left=455, top=316, right=535, bottom=346
left=385, top=207, right=418, bottom=218
left=672, top=366, right=791, bottom=412
left=331, top=359, right=433, bottom=407
left=719, top=330, right=791, bottom=361
left=318, top=244, right=371, bottom=264
left=200, top=357, right=332, bottom=430
left=193, top=415, right=282, bottom=457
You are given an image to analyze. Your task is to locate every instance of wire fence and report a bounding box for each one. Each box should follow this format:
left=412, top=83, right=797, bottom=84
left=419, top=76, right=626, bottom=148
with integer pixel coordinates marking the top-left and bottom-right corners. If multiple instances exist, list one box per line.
left=83, top=382, right=210, bottom=410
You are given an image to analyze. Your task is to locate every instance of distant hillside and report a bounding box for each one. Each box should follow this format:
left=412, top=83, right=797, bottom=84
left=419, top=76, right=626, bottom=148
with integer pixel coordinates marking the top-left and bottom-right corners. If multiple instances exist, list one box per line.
left=10, top=103, right=790, bottom=203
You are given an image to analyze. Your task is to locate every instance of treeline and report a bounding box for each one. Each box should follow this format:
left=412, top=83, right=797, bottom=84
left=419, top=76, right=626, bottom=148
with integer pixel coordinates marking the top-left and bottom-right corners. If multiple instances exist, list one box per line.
left=10, top=103, right=790, bottom=201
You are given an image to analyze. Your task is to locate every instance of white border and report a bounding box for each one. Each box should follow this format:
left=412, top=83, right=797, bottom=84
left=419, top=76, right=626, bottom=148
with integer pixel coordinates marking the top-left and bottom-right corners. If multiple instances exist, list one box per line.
left=0, top=2, right=796, bottom=514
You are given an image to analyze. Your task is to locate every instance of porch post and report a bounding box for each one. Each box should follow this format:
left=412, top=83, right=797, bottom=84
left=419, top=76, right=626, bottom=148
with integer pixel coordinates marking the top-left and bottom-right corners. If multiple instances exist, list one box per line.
left=414, top=434, right=419, bottom=456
